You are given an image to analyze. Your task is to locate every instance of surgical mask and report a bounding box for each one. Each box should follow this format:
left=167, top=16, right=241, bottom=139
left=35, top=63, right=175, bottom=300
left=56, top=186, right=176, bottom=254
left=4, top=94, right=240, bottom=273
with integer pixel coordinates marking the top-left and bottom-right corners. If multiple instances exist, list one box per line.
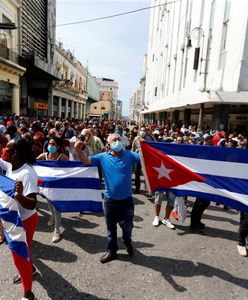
left=111, top=141, right=123, bottom=152
left=140, top=131, right=146, bottom=138
left=115, top=130, right=122, bottom=135
left=47, top=145, right=57, bottom=153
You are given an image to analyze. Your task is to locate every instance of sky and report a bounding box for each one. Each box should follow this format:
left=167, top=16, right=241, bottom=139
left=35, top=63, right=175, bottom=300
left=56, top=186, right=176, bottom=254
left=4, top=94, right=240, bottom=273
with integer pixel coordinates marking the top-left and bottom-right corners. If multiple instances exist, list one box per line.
left=56, top=0, right=150, bottom=116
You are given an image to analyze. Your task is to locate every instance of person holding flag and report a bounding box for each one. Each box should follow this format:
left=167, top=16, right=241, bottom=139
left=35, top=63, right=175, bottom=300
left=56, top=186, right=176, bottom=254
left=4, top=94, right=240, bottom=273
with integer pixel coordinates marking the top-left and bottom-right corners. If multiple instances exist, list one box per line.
left=0, top=138, right=38, bottom=300
left=75, top=133, right=140, bottom=264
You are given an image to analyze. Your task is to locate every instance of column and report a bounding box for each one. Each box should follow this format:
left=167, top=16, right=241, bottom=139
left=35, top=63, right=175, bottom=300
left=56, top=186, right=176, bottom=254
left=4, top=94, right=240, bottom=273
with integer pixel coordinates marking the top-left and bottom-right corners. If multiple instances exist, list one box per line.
left=83, top=103, right=86, bottom=121
left=184, top=109, right=191, bottom=126
left=75, top=102, right=79, bottom=119
left=197, top=104, right=204, bottom=131
left=71, top=101, right=75, bottom=119
left=12, top=84, right=20, bottom=115
left=65, top=99, right=69, bottom=118
left=58, top=97, right=62, bottom=118
left=211, top=104, right=230, bottom=131
left=79, top=103, right=83, bottom=120
left=172, top=110, right=179, bottom=125
left=48, top=86, right=53, bottom=117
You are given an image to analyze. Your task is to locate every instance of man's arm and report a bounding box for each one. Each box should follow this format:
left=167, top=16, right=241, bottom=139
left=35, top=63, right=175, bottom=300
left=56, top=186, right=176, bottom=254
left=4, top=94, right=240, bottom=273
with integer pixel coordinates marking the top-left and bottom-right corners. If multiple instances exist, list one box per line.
left=75, top=141, right=92, bottom=165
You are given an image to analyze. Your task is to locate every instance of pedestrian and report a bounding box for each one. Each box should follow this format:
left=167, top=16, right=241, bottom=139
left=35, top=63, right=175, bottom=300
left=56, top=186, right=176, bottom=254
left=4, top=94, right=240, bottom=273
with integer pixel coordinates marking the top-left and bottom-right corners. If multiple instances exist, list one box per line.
left=37, top=137, right=69, bottom=243
left=75, top=133, right=140, bottom=263
left=152, top=191, right=176, bottom=229
left=0, top=138, right=38, bottom=300
left=237, top=212, right=248, bottom=256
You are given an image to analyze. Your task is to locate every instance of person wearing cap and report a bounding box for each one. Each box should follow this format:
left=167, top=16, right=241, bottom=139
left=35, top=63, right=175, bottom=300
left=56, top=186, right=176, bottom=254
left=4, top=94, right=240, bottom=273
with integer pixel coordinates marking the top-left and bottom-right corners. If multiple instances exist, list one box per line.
left=75, top=133, right=140, bottom=264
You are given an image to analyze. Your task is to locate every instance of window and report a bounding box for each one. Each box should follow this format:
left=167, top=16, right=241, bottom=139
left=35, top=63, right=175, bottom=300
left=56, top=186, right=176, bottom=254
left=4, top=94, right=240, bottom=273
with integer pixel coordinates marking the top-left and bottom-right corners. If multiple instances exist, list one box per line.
left=219, top=1, right=231, bottom=69
left=2, top=15, right=12, bottom=35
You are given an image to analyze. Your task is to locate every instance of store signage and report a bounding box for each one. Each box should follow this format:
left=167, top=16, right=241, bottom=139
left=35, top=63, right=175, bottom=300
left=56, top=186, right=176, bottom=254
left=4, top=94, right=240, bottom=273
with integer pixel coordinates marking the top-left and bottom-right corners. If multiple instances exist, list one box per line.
left=33, top=102, right=48, bottom=110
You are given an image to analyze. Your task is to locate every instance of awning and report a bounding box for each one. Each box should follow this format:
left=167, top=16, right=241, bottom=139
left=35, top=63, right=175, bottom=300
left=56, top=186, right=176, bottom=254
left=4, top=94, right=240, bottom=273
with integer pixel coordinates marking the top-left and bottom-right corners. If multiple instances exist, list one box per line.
left=141, top=85, right=248, bottom=114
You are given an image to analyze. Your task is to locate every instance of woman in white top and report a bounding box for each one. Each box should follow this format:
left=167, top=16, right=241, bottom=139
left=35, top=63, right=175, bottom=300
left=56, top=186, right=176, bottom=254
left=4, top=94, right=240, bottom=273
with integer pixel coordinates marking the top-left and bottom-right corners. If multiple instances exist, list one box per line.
left=0, top=138, right=38, bottom=300
left=37, top=137, right=68, bottom=243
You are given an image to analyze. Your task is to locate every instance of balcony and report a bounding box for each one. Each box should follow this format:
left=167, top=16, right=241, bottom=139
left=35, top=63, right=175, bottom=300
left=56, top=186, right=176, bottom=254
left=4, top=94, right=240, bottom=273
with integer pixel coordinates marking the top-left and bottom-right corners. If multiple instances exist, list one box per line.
left=0, top=45, right=19, bottom=64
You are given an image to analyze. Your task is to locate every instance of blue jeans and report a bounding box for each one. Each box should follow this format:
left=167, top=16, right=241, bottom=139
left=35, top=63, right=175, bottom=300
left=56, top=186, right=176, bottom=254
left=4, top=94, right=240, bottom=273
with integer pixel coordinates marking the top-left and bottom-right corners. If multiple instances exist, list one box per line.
left=104, top=196, right=134, bottom=254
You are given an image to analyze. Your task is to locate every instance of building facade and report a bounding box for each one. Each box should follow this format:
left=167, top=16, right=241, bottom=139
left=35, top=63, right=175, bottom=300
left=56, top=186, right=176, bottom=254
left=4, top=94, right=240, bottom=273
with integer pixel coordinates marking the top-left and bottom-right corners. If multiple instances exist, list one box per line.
left=51, top=42, right=88, bottom=119
left=0, top=0, right=26, bottom=115
left=129, top=54, right=147, bottom=123
left=86, top=72, right=100, bottom=118
left=95, top=77, right=119, bottom=119
left=18, top=0, right=60, bottom=116
left=142, top=0, right=248, bottom=131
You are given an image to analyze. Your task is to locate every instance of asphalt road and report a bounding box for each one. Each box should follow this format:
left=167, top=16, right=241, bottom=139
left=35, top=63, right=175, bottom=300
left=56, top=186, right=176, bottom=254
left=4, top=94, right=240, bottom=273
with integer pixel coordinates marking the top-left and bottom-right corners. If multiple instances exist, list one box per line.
left=1, top=182, right=248, bottom=300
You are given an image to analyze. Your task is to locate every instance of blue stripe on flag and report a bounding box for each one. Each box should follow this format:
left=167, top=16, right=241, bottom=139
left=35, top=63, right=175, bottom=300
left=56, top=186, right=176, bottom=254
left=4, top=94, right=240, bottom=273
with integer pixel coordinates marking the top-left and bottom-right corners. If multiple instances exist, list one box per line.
left=201, top=174, right=248, bottom=194
left=0, top=174, right=15, bottom=197
left=148, top=141, right=248, bottom=163
left=51, top=200, right=103, bottom=213
left=4, top=235, right=29, bottom=260
left=38, top=177, right=100, bottom=189
left=0, top=207, right=23, bottom=227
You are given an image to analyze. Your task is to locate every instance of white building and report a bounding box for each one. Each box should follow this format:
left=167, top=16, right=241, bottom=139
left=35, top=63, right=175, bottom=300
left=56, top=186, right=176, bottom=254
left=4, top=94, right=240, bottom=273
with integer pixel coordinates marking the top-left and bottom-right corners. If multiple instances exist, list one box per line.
left=51, top=42, right=88, bottom=119
left=142, top=0, right=248, bottom=131
left=96, top=77, right=118, bottom=119
left=129, top=54, right=147, bottom=123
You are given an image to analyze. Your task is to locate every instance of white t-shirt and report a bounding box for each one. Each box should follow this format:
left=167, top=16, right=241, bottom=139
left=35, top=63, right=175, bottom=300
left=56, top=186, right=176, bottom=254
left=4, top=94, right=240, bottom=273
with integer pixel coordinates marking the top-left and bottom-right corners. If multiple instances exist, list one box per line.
left=0, top=159, right=38, bottom=221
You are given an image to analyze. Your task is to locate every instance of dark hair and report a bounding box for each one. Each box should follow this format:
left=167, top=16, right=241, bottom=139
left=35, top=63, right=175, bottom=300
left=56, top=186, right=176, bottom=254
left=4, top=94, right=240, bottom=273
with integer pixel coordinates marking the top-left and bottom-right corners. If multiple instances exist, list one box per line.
left=13, top=138, right=36, bottom=164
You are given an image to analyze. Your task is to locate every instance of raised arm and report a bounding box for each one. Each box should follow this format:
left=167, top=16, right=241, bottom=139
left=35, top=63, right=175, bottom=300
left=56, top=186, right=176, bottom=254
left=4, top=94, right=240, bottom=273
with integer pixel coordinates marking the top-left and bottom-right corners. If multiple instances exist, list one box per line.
left=75, top=141, right=92, bottom=165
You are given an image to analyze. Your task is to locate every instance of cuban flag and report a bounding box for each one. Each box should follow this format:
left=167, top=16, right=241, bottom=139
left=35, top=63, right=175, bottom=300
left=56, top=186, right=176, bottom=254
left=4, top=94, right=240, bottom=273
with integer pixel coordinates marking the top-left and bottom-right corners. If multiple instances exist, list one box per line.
left=140, top=141, right=248, bottom=213
left=0, top=174, right=29, bottom=260
left=33, top=160, right=102, bottom=213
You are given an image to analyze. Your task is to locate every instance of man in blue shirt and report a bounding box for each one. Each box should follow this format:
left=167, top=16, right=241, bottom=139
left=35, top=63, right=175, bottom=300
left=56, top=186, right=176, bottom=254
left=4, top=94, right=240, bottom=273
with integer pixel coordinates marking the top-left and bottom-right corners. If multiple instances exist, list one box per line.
left=75, top=133, right=140, bottom=263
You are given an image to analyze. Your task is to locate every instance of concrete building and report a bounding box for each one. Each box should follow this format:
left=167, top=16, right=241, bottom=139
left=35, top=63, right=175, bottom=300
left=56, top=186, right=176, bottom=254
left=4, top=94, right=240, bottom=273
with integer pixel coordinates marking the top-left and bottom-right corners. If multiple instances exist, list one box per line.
left=95, top=77, right=118, bottom=119
left=0, top=0, right=26, bottom=115
left=51, top=42, right=88, bottom=119
left=129, top=54, right=147, bottom=123
left=86, top=72, right=100, bottom=118
left=18, top=0, right=60, bottom=116
left=142, top=0, right=248, bottom=131
left=116, top=99, right=123, bottom=120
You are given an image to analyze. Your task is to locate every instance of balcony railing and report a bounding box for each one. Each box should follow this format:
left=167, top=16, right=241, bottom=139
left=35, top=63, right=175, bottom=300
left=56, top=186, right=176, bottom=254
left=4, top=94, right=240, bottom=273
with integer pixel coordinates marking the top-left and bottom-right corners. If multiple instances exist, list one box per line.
left=0, top=46, right=19, bottom=64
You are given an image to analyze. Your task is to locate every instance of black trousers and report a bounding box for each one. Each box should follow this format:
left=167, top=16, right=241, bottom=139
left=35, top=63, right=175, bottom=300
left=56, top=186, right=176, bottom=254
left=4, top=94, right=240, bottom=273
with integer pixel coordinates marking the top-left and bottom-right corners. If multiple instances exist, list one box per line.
left=238, top=212, right=248, bottom=246
left=190, top=198, right=210, bottom=228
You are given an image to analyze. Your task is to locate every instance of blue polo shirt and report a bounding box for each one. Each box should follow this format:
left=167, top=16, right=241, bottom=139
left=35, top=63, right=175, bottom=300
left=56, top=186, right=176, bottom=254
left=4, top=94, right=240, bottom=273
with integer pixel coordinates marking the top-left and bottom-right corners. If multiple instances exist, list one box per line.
left=90, top=150, right=140, bottom=200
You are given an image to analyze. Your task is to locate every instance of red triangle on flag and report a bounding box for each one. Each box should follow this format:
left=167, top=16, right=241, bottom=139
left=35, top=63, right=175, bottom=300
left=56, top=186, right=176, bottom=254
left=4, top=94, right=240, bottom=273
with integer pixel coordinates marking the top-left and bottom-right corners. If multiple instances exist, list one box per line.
left=37, top=178, right=44, bottom=186
left=141, top=142, right=205, bottom=192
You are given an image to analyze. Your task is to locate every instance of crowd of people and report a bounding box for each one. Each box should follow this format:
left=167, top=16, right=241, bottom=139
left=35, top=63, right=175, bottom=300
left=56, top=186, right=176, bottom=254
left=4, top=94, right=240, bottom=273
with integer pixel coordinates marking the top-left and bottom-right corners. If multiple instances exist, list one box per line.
left=0, top=113, right=248, bottom=300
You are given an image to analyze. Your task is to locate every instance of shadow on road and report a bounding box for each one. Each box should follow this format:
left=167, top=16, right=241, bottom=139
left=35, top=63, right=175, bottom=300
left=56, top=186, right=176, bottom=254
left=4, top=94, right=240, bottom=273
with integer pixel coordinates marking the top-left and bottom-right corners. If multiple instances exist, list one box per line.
left=175, top=224, right=238, bottom=242
left=33, top=259, right=108, bottom=300
left=119, top=250, right=248, bottom=292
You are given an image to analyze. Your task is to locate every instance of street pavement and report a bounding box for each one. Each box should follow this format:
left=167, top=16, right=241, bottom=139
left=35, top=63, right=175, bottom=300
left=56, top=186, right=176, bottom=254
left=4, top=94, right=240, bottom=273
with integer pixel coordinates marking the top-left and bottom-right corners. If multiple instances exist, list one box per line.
left=1, top=178, right=248, bottom=300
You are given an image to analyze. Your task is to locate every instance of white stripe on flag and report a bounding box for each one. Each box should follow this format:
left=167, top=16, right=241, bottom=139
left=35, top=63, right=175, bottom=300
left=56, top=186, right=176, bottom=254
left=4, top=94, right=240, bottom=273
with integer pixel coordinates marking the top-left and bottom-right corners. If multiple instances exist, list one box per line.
left=33, top=165, right=99, bottom=178
left=2, top=220, right=27, bottom=243
left=172, top=181, right=248, bottom=204
left=168, top=155, right=248, bottom=179
left=39, top=187, right=102, bottom=202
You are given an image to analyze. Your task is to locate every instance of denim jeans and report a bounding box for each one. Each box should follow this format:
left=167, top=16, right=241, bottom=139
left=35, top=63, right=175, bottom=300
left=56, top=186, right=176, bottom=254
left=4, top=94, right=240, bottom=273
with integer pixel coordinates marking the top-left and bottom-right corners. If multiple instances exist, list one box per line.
left=104, top=196, right=134, bottom=254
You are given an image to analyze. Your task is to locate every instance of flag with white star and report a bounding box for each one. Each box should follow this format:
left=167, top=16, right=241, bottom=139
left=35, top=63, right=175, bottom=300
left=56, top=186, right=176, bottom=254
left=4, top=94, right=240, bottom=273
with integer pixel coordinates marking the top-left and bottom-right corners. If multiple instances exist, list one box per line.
left=140, top=141, right=248, bottom=213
